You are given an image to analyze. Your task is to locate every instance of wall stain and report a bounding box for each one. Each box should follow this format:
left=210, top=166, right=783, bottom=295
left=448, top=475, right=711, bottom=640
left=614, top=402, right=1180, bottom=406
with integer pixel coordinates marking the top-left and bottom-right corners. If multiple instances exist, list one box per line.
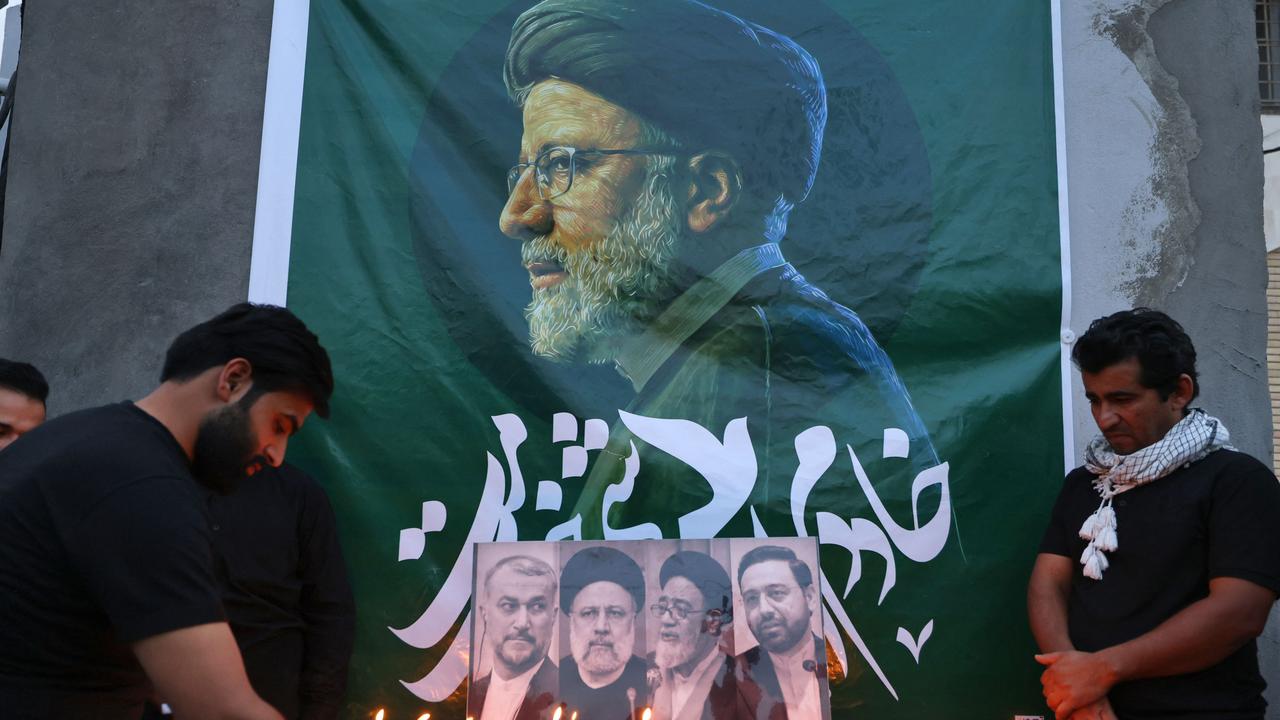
left=1091, top=0, right=1201, bottom=304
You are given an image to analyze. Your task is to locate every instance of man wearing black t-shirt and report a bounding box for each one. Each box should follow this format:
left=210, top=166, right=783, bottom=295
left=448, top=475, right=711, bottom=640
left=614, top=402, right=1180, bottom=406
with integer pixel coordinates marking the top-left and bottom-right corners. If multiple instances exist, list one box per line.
left=211, top=462, right=356, bottom=719
left=0, top=303, right=334, bottom=720
left=1028, top=309, right=1280, bottom=720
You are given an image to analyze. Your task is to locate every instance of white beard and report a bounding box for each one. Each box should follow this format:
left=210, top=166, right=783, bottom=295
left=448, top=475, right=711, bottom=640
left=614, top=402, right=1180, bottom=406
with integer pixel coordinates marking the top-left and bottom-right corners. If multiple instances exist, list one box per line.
left=654, top=637, right=695, bottom=669
left=522, top=166, right=681, bottom=363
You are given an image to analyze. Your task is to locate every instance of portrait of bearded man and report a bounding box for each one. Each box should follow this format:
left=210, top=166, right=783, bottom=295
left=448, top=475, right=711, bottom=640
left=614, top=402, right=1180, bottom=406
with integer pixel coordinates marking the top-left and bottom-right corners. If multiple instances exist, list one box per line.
left=498, top=0, right=939, bottom=540
left=646, top=551, right=750, bottom=720
left=559, top=546, right=650, bottom=720
left=469, top=555, right=560, bottom=720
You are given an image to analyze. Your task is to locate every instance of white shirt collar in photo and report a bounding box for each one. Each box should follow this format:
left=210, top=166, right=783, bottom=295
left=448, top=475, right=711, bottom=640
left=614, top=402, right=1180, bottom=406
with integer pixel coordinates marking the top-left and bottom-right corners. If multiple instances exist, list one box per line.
left=768, top=637, right=819, bottom=719
left=670, top=645, right=724, bottom=717
left=480, top=658, right=544, bottom=720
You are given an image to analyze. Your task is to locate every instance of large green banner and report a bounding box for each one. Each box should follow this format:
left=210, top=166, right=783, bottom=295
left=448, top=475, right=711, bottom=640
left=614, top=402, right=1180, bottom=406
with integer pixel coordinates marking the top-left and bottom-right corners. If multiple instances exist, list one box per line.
left=259, top=0, right=1067, bottom=717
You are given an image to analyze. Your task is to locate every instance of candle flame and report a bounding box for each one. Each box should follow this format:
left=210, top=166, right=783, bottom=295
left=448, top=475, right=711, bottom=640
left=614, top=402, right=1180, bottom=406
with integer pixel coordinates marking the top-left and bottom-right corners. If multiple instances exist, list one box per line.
left=552, top=708, right=563, bottom=720
left=571, top=713, right=578, bottom=720
left=643, top=708, right=652, bottom=720
left=374, top=710, right=385, bottom=720
left=418, top=715, right=431, bottom=720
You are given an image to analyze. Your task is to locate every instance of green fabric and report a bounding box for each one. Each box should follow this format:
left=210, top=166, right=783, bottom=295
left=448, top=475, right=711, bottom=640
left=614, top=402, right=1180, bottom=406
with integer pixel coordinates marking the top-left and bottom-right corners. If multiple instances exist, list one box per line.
left=280, top=1, right=1065, bottom=717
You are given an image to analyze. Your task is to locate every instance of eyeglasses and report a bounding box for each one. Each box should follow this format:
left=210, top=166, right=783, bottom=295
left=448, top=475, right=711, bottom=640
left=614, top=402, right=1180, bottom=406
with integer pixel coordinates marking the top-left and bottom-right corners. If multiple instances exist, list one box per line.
left=650, top=603, right=723, bottom=621
left=506, top=145, right=678, bottom=200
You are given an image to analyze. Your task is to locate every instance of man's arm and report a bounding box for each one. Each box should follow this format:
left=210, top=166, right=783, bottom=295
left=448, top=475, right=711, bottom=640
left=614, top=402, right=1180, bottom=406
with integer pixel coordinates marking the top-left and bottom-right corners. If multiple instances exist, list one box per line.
left=1029, top=552, right=1119, bottom=720
left=1036, top=576, right=1277, bottom=718
left=1027, top=553, right=1075, bottom=653
left=134, top=622, right=284, bottom=720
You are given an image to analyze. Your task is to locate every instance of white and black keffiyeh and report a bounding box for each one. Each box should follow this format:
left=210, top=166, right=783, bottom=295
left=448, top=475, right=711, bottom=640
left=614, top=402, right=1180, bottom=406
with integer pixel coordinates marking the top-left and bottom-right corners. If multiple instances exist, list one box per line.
left=1077, top=409, right=1232, bottom=580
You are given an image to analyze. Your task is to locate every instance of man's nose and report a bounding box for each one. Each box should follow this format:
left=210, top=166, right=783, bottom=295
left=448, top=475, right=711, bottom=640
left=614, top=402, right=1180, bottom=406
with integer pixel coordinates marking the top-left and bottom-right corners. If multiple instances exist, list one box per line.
left=262, top=439, right=287, bottom=468
left=1094, top=404, right=1120, bottom=430
left=499, top=170, right=552, bottom=241
left=511, top=606, right=530, bottom=629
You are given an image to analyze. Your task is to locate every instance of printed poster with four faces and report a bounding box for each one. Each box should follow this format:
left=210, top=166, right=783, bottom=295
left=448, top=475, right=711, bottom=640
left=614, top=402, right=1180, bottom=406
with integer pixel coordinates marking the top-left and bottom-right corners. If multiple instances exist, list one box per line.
left=470, top=538, right=831, bottom=720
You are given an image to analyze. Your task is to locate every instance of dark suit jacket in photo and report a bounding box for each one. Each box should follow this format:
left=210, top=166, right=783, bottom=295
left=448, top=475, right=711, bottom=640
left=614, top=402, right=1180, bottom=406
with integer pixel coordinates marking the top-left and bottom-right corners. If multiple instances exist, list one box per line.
left=735, top=635, right=830, bottom=720
left=467, top=660, right=559, bottom=720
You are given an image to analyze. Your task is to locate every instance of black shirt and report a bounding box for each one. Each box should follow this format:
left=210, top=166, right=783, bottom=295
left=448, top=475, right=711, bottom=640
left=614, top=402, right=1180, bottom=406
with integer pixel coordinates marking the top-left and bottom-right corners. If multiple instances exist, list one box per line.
left=1039, top=449, right=1280, bottom=719
left=559, top=654, right=650, bottom=720
left=0, top=403, right=224, bottom=719
left=209, top=462, right=355, bottom=720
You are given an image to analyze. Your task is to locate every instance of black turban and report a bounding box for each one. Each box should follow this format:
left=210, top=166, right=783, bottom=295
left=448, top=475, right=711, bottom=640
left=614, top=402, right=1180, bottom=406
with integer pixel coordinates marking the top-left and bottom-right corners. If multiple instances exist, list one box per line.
left=505, top=0, right=827, bottom=206
left=560, top=545, right=645, bottom=614
left=659, top=550, right=732, bottom=613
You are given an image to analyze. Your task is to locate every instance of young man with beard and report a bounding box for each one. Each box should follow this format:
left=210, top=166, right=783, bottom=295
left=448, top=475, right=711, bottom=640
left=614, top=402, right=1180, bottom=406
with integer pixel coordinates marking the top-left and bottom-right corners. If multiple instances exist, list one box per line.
left=468, top=555, right=559, bottom=720
left=646, top=550, right=748, bottom=720
left=0, top=303, right=333, bottom=720
left=1028, top=309, right=1280, bottom=720
left=736, top=545, right=830, bottom=720
left=499, top=0, right=937, bottom=541
left=559, top=546, right=650, bottom=720
left=0, top=357, right=47, bottom=451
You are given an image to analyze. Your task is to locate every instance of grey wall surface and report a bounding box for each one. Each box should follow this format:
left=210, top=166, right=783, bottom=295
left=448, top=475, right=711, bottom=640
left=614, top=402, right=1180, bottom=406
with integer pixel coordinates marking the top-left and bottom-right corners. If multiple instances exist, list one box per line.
left=1062, top=0, right=1278, bottom=714
left=0, top=0, right=1274, bottom=716
left=0, top=0, right=274, bottom=413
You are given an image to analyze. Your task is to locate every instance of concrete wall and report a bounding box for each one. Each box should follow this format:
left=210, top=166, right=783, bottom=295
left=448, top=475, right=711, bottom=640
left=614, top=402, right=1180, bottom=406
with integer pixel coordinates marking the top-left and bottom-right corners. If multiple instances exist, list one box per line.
left=1063, top=0, right=1277, bottom=713
left=0, top=0, right=274, bottom=413
left=0, top=0, right=1273, bottom=715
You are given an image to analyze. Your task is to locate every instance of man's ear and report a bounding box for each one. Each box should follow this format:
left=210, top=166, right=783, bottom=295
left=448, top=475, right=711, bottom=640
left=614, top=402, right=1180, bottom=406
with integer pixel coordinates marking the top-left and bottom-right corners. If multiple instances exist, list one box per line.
left=1172, top=373, right=1195, bottom=410
left=685, top=151, right=742, bottom=234
left=803, top=584, right=818, bottom=612
left=216, top=358, right=253, bottom=403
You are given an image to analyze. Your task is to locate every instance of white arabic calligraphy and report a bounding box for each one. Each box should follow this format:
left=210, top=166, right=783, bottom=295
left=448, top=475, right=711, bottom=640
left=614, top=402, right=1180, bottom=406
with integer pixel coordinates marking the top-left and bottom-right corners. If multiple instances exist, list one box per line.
left=393, top=413, right=952, bottom=703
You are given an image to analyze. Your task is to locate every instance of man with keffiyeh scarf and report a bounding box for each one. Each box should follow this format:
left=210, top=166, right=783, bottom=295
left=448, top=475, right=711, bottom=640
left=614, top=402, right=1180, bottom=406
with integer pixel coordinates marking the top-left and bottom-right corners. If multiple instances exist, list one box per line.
left=1027, top=309, right=1280, bottom=720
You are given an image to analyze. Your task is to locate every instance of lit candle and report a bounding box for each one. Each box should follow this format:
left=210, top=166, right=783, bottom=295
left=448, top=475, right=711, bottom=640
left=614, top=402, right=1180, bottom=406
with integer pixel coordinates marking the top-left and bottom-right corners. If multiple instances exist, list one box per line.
left=374, top=710, right=385, bottom=720
left=418, top=715, right=431, bottom=720
left=553, top=707, right=563, bottom=720
left=570, top=713, right=578, bottom=720
left=642, top=708, right=652, bottom=720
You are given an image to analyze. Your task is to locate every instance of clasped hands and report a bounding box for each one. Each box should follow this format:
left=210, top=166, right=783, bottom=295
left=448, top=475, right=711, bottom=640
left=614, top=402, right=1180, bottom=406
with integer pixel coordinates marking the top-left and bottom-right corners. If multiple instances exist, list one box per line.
left=1035, top=651, right=1118, bottom=720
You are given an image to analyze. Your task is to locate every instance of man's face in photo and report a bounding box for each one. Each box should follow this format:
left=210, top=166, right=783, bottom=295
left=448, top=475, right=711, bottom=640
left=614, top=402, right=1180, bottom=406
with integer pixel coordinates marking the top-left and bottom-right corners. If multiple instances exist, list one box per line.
left=654, top=575, right=719, bottom=672
left=740, top=559, right=814, bottom=654
left=568, top=579, right=637, bottom=682
left=482, top=564, right=556, bottom=676
left=499, top=79, right=684, bottom=363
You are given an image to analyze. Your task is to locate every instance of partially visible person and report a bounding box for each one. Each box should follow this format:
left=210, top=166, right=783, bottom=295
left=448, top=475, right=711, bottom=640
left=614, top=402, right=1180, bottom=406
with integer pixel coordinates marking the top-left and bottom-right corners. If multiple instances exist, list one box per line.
left=646, top=550, right=745, bottom=720
left=469, top=555, right=559, bottom=720
left=0, top=357, right=47, bottom=451
left=560, top=546, right=649, bottom=720
left=1028, top=309, right=1280, bottom=720
left=735, top=545, right=829, bottom=720
left=0, top=303, right=333, bottom=720
left=210, top=462, right=356, bottom=720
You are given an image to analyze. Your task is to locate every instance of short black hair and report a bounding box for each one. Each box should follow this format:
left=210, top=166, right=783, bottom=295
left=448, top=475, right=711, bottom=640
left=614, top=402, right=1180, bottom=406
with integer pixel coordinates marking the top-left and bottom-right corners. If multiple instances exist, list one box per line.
left=0, top=359, right=48, bottom=404
left=161, top=303, right=334, bottom=418
left=737, top=545, right=813, bottom=589
left=660, top=550, right=732, bottom=614
left=1071, top=308, right=1198, bottom=402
